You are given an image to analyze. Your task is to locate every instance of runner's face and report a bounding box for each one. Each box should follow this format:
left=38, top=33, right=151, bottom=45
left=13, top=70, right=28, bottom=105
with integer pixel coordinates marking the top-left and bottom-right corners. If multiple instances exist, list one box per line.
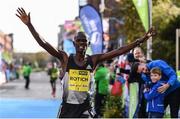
left=74, top=39, right=88, bottom=53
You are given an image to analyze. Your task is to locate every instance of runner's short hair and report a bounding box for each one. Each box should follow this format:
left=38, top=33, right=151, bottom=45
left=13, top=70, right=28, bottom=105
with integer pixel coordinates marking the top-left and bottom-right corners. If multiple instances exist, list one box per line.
left=74, top=32, right=87, bottom=40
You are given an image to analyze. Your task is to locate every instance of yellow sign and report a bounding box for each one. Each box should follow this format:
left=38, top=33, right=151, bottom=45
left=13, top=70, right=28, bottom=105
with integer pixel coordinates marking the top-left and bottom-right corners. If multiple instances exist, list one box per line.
left=68, top=69, right=90, bottom=92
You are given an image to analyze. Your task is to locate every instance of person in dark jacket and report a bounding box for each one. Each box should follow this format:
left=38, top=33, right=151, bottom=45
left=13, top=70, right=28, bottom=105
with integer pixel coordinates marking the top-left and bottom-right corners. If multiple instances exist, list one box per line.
left=144, top=67, right=166, bottom=118
left=131, top=60, right=180, bottom=118
left=130, top=47, right=152, bottom=118
left=119, top=47, right=150, bottom=118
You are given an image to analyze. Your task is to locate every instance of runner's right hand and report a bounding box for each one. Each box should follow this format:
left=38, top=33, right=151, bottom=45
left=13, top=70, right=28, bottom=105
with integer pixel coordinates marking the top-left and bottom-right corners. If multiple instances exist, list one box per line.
left=16, top=7, right=31, bottom=25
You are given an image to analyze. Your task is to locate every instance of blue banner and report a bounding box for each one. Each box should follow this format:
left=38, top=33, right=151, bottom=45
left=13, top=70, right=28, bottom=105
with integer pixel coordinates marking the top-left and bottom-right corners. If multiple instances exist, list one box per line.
left=79, top=4, right=103, bottom=54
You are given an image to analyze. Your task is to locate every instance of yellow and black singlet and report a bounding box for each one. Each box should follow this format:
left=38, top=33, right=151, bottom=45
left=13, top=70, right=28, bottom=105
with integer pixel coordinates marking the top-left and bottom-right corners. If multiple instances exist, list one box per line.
left=62, top=54, right=94, bottom=104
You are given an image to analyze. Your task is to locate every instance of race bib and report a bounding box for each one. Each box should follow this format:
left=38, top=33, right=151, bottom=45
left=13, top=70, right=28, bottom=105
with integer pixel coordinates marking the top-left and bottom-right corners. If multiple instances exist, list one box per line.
left=68, top=69, right=90, bottom=92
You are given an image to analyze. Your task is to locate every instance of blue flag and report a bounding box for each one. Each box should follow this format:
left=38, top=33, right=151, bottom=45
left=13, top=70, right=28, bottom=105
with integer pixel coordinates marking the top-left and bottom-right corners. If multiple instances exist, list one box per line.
left=79, top=4, right=103, bottom=54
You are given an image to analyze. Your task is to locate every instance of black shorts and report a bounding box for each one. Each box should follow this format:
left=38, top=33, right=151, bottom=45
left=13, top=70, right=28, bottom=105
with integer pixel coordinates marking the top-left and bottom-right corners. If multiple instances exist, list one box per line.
left=57, top=100, right=92, bottom=118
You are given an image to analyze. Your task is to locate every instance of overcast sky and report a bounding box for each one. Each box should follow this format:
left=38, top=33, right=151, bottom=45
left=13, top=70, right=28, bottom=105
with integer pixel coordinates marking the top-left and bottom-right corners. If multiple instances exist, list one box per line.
left=0, top=0, right=79, bottom=53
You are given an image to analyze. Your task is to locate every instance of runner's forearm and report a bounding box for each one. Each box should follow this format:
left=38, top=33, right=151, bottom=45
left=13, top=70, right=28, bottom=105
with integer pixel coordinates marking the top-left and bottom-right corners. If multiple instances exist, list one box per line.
left=96, top=38, right=148, bottom=63
left=26, top=22, right=47, bottom=47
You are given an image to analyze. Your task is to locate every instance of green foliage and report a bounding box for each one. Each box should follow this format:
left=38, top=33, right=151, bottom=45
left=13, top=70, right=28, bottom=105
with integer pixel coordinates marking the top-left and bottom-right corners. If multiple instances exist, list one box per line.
left=106, top=0, right=145, bottom=43
left=103, top=95, right=124, bottom=118
left=35, top=52, right=51, bottom=68
left=104, top=0, right=180, bottom=68
left=160, top=15, right=180, bottom=42
left=152, top=0, right=180, bottom=30
left=90, top=0, right=180, bottom=68
left=152, top=0, right=180, bottom=68
left=152, top=38, right=176, bottom=67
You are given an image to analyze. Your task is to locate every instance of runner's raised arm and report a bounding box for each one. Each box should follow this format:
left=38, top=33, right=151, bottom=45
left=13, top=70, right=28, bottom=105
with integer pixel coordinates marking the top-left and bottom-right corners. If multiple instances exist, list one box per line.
left=91, top=27, right=156, bottom=66
left=16, top=7, right=68, bottom=64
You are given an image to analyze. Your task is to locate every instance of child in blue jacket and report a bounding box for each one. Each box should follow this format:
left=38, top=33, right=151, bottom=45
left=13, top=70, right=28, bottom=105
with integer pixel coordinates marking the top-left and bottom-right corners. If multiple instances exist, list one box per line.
left=144, top=67, right=166, bottom=118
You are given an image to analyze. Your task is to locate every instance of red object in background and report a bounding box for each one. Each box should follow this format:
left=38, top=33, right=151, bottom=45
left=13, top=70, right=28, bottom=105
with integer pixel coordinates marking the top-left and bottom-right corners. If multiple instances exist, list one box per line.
left=111, top=80, right=122, bottom=96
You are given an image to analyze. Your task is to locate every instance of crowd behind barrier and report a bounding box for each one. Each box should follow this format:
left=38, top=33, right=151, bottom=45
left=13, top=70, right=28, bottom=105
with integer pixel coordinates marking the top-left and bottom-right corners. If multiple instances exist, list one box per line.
left=0, top=59, right=22, bottom=85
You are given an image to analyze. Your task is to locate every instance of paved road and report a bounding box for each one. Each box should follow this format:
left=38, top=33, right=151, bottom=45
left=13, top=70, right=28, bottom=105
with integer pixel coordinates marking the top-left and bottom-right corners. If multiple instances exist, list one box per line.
left=0, top=71, right=63, bottom=99
left=0, top=71, right=62, bottom=118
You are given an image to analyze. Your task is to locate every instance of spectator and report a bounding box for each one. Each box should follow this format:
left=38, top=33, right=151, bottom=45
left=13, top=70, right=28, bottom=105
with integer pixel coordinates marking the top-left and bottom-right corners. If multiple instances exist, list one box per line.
left=131, top=60, right=180, bottom=118
left=133, top=47, right=147, bottom=63
left=144, top=67, right=166, bottom=118
left=119, top=47, right=149, bottom=118
left=94, top=63, right=109, bottom=117
left=23, top=62, right=32, bottom=89
left=48, top=62, right=59, bottom=98
left=130, top=47, right=151, bottom=118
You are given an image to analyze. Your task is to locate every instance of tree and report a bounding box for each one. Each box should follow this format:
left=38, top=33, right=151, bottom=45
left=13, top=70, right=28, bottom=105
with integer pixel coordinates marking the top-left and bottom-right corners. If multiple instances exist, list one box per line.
left=103, top=95, right=124, bottom=118
left=152, top=0, right=180, bottom=68
left=103, top=0, right=180, bottom=68
left=35, top=51, right=51, bottom=68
